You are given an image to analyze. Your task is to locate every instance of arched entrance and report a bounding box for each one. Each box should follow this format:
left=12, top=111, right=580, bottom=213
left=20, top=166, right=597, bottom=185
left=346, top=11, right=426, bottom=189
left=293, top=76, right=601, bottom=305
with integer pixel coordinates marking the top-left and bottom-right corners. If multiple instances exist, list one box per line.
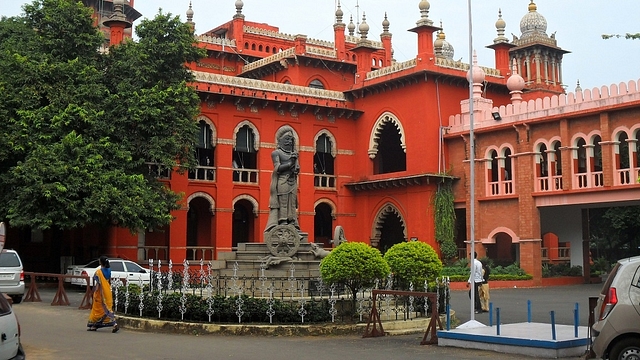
left=186, top=194, right=215, bottom=260
left=314, top=203, right=333, bottom=247
left=372, top=204, right=407, bottom=254
left=486, top=232, right=518, bottom=266
left=232, top=199, right=255, bottom=248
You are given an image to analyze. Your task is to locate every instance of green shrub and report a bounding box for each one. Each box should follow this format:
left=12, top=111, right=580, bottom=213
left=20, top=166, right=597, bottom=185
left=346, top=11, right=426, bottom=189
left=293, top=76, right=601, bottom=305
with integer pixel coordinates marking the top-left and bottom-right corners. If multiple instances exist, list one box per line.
left=383, top=241, right=443, bottom=291
left=320, top=242, right=390, bottom=303
left=541, top=263, right=584, bottom=277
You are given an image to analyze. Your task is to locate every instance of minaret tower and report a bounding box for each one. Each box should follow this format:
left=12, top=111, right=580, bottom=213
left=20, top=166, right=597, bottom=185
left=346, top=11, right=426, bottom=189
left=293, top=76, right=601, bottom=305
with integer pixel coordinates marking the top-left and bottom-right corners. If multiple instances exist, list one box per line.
left=509, top=1, right=569, bottom=96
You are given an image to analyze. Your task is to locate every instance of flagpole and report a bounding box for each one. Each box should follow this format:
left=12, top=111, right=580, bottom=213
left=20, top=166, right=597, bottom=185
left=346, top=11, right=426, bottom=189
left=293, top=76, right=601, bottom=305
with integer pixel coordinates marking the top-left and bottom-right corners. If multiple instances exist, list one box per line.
left=467, top=0, right=477, bottom=322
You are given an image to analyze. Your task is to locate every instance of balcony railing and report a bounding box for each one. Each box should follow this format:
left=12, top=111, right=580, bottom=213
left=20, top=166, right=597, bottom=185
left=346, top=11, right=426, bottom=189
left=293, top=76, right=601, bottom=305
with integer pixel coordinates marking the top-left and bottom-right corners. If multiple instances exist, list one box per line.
left=189, top=166, right=216, bottom=182
left=140, top=246, right=169, bottom=261
left=186, top=246, right=215, bottom=261
left=314, top=174, right=336, bottom=189
left=487, top=180, right=513, bottom=196
left=541, top=247, right=571, bottom=261
left=574, top=171, right=603, bottom=189
left=233, top=168, right=259, bottom=184
left=139, top=246, right=215, bottom=261
left=535, top=175, right=563, bottom=192
left=616, top=167, right=640, bottom=186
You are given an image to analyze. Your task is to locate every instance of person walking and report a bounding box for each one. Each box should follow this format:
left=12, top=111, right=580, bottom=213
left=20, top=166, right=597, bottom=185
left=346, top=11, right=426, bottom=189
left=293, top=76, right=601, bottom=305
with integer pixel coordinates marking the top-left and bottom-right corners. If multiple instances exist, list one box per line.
left=87, top=256, right=119, bottom=332
left=467, top=252, right=484, bottom=314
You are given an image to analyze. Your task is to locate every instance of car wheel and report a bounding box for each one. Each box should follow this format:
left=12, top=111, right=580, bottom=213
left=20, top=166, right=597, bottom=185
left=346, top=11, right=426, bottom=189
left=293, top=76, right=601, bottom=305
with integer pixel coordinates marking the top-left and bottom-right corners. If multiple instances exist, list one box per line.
left=11, top=295, right=22, bottom=304
left=610, top=337, right=640, bottom=360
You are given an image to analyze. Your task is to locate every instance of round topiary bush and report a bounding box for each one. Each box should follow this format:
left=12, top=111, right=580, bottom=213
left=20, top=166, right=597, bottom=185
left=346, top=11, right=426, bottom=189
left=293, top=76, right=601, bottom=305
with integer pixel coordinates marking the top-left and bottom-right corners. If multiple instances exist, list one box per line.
left=383, top=241, right=443, bottom=291
left=320, top=242, right=390, bottom=302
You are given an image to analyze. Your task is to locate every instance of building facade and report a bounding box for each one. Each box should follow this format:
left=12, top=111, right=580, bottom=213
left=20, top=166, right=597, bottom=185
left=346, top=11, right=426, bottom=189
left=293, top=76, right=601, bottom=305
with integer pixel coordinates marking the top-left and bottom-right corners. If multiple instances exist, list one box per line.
left=8, top=1, right=640, bottom=284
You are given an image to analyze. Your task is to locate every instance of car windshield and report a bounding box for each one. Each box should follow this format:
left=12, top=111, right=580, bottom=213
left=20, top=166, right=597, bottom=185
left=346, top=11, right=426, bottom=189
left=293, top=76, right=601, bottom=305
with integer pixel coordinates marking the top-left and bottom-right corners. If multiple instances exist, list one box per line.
left=0, top=253, right=20, bottom=267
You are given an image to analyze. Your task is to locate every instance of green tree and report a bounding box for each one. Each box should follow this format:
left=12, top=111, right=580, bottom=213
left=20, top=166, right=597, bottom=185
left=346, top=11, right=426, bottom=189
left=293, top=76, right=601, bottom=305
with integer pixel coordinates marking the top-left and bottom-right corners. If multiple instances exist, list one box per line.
left=602, top=33, right=640, bottom=40
left=383, top=241, right=443, bottom=291
left=320, top=242, right=390, bottom=304
left=433, top=181, right=457, bottom=260
left=590, top=206, right=640, bottom=263
left=0, top=0, right=205, bottom=232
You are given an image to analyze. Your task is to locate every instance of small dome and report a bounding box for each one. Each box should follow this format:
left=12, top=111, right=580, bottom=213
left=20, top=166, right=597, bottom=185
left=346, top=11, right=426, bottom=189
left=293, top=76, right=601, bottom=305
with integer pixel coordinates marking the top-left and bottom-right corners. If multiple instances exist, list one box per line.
left=519, top=1, right=547, bottom=39
left=382, top=13, right=390, bottom=28
left=467, top=52, right=485, bottom=84
left=348, top=15, right=355, bottom=35
left=186, top=2, right=194, bottom=17
left=235, top=0, right=244, bottom=12
left=495, top=15, right=506, bottom=30
left=434, top=31, right=444, bottom=49
left=335, top=1, right=343, bottom=22
left=359, top=13, right=370, bottom=38
left=507, top=60, right=525, bottom=92
left=434, top=25, right=454, bottom=60
left=419, top=0, right=430, bottom=11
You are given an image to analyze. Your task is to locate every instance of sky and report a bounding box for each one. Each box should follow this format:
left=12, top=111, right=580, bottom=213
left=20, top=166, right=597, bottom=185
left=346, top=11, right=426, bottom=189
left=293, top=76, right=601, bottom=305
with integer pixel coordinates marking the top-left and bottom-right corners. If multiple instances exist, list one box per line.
left=1, top=0, right=639, bottom=92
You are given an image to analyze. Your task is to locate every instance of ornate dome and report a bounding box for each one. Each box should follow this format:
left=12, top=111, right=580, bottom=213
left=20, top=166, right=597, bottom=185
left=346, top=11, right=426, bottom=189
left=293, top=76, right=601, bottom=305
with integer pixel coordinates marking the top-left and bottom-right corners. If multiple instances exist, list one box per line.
left=519, top=1, right=547, bottom=39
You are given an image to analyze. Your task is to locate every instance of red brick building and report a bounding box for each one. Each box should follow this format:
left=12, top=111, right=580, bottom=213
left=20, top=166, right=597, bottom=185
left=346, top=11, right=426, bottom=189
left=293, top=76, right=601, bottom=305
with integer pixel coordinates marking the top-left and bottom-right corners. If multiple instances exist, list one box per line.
left=8, top=1, right=640, bottom=284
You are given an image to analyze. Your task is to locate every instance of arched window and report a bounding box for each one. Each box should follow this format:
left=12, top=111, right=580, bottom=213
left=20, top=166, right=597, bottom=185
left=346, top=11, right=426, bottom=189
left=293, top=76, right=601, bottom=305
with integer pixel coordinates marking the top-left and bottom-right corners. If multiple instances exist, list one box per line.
left=233, top=125, right=258, bottom=183
left=538, top=144, right=549, bottom=177
left=373, top=121, right=406, bottom=174
left=490, top=150, right=499, bottom=183
left=576, top=138, right=587, bottom=174
left=189, top=120, right=215, bottom=181
left=265, top=46, right=270, bottom=53
left=552, top=141, right=562, bottom=176
left=592, top=135, right=602, bottom=172
left=251, top=43, right=256, bottom=51
left=258, top=44, right=263, bottom=52
left=503, top=148, right=513, bottom=181
left=314, top=134, right=335, bottom=188
left=617, top=132, right=630, bottom=169
left=309, top=79, right=325, bottom=89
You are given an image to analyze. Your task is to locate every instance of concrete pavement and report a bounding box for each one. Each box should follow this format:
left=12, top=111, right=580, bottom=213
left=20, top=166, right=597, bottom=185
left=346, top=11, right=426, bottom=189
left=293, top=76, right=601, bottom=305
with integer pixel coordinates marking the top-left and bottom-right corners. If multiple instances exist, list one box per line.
left=12, top=282, right=603, bottom=359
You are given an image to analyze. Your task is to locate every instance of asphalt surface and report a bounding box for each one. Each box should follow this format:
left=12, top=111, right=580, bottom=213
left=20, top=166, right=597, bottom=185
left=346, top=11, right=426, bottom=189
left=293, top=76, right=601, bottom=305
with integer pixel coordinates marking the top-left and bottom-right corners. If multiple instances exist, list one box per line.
left=12, top=283, right=603, bottom=360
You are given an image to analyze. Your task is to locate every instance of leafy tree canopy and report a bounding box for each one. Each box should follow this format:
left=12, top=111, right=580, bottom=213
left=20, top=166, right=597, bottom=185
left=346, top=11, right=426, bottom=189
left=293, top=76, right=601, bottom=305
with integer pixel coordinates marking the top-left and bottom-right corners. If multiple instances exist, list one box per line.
left=0, top=0, right=205, bottom=231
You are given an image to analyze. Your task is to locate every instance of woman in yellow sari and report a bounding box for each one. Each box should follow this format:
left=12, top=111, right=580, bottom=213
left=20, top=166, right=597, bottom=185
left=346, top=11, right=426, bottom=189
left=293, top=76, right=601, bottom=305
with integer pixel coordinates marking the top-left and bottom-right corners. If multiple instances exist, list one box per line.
left=87, top=256, right=119, bottom=332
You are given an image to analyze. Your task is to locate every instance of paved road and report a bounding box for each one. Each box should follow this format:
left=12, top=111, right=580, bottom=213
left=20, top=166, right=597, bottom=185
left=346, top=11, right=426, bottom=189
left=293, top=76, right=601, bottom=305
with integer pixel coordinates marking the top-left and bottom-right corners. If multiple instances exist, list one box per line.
left=13, top=283, right=603, bottom=360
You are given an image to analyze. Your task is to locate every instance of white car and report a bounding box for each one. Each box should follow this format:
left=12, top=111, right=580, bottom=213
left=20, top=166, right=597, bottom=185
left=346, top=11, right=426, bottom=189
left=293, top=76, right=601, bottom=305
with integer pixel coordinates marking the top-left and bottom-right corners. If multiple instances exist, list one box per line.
left=0, top=292, right=25, bottom=360
left=0, top=250, right=25, bottom=304
left=70, top=258, right=151, bottom=287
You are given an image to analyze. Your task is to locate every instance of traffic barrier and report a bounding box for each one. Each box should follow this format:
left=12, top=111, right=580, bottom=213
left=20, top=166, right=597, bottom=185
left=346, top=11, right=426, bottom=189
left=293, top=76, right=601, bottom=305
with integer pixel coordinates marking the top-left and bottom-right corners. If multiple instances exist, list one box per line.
left=23, top=272, right=92, bottom=309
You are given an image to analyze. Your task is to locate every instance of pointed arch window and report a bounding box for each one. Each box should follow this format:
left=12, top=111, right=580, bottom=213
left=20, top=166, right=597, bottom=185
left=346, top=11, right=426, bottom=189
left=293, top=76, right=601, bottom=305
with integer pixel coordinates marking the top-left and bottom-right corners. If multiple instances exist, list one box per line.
left=309, top=79, right=325, bottom=89
left=189, top=120, right=215, bottom=181
left=233, top=125, right=258, bottom=183
left=373, top=121, right=406, bottom=174
left=314, top=134, right=335, bottom=188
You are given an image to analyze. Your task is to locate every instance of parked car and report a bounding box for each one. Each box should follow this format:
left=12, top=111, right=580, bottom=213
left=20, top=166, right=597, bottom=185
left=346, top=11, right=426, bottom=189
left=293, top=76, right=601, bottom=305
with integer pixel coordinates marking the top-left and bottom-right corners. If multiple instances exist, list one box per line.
left=591, top=255, right=640, bottom=360
left=0, top=292, right=25, bottom=360
left=0, top=250, right=25, bottom=304
left=70, top=258, right=151, bottom=287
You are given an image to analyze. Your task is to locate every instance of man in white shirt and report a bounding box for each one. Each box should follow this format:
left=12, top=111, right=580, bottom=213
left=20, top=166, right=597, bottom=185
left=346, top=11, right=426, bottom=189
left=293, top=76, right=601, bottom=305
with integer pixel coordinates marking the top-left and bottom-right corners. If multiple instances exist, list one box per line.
left=467, top=251, right=484, bottom=314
